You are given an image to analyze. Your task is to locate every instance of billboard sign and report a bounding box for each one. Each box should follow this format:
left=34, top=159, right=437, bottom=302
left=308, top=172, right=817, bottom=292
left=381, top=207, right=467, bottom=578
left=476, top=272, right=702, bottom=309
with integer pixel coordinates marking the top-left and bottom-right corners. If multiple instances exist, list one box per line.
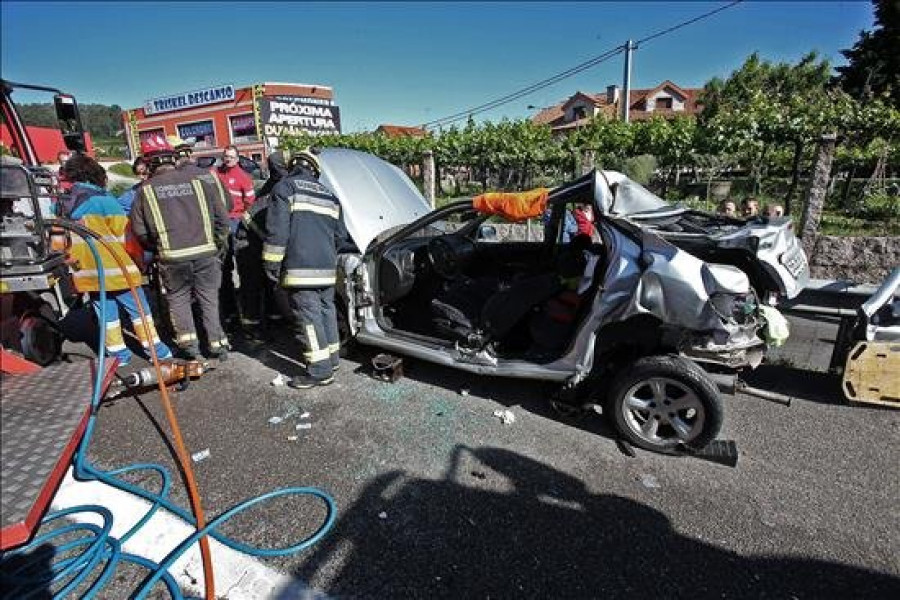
left=144, top=84, right=236, bottom=116
left=260, top=96, right=342, bottom=140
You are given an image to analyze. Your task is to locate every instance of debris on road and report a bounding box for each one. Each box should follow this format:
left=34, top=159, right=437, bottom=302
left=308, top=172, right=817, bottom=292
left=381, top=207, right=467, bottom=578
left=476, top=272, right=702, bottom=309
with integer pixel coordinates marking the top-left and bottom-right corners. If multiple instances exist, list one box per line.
left=460, top=388, right=470, bottom=396
left=378, top=511, right=388, bottom=520
left=287, top=435, right=299, bottom=442
left=492, top=409, right=516, bottom=425
left=270, top=373, right=288, bottom=387
left=268, top=416, right=284, bottom=425
left=191, top=448, right=211, bottom=463
left=640, top=474, right=660, bottom=489
left=295, top=423, right=312, bottom=430
left=299, top=412, right=310, bottom=419
left=371, top=353, right=404, bottom=382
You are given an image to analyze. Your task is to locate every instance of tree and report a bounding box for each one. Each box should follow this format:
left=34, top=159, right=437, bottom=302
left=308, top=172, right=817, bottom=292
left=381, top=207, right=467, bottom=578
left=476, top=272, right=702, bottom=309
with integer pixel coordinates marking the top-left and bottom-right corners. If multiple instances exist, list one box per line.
left=699, top=52, right=837, bottom=213
left=632, top=115, right=697, bottom=193
left=836, top=0, right=900, bottom=107
left=15, top=102, right=125, bottom=141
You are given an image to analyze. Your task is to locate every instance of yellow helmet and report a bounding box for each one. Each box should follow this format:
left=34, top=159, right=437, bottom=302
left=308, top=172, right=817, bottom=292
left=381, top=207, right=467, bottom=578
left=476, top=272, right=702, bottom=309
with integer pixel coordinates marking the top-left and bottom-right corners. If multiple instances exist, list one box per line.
left=166, top=135, right=193, bottom=157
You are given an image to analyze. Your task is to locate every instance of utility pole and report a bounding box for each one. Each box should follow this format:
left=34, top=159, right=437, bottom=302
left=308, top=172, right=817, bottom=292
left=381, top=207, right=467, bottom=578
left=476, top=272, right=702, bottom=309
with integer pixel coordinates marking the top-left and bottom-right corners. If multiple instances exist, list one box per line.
left=621, top=39, right=636, bottom=123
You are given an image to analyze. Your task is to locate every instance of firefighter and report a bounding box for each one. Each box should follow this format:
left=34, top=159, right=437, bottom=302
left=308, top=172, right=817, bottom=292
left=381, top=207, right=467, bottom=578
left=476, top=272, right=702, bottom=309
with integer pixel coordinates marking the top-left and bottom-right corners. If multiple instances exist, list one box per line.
left=56, top=153, right=172, bottom=365
left=168, top=135, right=231, bottom=214
left=130, top=135, right=231, bottom=360
left=237, top=150, right=292, bottom=332
left=263, top=148, right=351, bottom=388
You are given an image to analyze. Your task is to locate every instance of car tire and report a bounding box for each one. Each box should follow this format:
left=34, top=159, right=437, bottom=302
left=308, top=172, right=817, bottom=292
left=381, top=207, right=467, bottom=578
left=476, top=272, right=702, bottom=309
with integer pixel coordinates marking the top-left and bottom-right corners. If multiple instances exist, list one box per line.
left=605, top=355, right=723, bottom=454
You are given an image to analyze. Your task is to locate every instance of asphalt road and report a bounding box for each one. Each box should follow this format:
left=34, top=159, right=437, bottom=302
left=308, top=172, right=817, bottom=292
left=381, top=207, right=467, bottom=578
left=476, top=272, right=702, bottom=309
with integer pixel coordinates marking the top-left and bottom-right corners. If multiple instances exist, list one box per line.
left=26, top=313, right=900, bottom=598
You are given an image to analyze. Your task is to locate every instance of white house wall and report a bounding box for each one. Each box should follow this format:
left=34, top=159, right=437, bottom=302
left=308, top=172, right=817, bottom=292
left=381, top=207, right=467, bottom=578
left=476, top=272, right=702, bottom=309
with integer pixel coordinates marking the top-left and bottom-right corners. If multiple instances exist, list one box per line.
left=644, top=89, right=686, bottom=112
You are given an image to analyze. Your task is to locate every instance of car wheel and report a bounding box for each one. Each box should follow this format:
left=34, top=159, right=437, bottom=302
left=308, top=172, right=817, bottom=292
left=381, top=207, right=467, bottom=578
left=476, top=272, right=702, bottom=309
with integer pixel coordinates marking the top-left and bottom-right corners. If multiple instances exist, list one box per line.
left=606, top=355, right=723, bottom=454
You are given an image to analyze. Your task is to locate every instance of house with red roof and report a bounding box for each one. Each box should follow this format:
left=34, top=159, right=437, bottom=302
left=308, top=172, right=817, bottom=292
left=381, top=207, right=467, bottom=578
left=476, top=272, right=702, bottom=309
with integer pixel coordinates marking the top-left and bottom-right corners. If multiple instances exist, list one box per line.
left=375, top=124, right=428, bottom=138
left=532, top=81, right=702, bottom=134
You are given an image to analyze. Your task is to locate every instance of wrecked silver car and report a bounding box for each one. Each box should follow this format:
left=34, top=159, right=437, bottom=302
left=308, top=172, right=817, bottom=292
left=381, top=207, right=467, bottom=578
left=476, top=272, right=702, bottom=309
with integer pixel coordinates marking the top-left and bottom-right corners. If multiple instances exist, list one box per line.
left=592, top=171, right=810, bottom=302
left=317, top=148, right=786, bottom=454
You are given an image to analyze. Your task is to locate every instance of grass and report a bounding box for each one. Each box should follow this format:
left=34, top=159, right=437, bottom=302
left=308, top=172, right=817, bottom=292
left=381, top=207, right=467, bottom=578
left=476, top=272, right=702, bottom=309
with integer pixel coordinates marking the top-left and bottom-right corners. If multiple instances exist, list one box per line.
left=819, top=213, right=900, bottom=236
left=107, top=162, right=135, bottom=178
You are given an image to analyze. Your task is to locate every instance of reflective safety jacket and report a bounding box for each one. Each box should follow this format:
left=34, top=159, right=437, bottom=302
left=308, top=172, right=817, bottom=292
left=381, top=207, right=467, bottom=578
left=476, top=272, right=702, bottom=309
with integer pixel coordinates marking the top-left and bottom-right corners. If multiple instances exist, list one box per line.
left=263, top=167, right=351, bottom=288
left=130, top=166, right=229, bottom=264
left=57, top=183, right=142, bottom=292
left=178, top=161, right=231, bottom=214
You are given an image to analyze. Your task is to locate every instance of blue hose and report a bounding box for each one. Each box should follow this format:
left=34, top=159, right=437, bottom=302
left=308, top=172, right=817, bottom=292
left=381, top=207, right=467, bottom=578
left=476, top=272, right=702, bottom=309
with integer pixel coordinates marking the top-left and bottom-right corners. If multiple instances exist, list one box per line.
left=1, top=228, right=336, bottom=598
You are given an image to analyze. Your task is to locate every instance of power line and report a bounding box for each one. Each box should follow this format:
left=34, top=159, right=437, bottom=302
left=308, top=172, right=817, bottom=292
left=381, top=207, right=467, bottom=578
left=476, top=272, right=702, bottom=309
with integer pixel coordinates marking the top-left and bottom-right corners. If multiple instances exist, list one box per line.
left=421, top=0, right=745, bottom=130
left=636, top=0, right=744, bottom=47
left=421, top=45, right=626, bottom=130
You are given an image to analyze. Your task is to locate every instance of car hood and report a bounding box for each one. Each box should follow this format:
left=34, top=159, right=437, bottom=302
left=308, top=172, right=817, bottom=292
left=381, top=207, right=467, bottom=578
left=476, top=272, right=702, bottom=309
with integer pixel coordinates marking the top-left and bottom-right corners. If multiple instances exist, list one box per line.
left=317, top=148, right=432, bottom=253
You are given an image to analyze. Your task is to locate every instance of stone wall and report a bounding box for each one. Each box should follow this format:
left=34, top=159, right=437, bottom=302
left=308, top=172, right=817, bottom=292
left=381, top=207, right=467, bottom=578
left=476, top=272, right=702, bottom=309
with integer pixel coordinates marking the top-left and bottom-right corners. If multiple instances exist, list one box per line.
left=806, top=235, right=900, bottom=284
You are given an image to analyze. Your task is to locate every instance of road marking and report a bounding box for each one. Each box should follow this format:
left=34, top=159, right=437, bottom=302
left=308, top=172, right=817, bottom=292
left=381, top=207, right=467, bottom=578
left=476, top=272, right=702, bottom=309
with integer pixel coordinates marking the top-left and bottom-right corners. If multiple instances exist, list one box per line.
left=52, top=469, right=329, bottom=599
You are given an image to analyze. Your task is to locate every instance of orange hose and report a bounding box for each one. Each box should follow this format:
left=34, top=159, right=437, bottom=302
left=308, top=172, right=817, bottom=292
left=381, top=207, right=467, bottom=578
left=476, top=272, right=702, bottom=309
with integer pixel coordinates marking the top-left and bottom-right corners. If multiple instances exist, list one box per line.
left=68, top=225, right=216, bottom=599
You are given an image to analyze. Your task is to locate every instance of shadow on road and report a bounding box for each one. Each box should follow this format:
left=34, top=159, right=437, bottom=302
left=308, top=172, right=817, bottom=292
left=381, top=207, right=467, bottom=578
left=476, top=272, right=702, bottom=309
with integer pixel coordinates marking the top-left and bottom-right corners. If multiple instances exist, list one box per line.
left=743, top=364, right=845, bottom=406
left=284, top=445, right=900, bottom=599
left=0, top=542, right=55, bottom=600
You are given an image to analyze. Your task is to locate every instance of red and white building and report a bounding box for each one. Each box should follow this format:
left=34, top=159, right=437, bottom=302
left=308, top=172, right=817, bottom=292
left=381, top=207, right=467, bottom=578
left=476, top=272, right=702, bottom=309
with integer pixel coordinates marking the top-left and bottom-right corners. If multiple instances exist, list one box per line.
left=123, top=82, right=341, bottom=163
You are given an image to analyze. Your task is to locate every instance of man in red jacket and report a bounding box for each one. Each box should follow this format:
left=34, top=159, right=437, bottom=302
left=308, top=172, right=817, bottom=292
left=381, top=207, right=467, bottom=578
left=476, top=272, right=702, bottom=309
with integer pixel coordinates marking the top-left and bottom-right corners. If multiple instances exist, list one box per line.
left=215, top=144, right=256, bottom=328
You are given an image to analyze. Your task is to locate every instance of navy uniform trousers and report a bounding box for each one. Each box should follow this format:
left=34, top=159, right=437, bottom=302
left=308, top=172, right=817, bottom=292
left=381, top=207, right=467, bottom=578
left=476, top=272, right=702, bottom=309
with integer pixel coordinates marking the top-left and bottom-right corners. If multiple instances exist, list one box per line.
left=288, top=287, right=340, bottom=380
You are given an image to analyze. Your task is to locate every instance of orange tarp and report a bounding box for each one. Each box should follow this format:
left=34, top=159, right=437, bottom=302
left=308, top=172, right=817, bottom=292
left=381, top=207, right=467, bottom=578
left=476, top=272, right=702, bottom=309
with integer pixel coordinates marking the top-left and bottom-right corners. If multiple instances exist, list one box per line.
left=472, top=188, right=549, bottom=221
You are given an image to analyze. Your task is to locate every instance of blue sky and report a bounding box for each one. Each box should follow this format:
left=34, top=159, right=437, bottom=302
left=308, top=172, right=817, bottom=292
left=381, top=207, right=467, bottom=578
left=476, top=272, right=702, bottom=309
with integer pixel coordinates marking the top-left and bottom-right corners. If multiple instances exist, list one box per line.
left=2, top=1, right=873, bottom=132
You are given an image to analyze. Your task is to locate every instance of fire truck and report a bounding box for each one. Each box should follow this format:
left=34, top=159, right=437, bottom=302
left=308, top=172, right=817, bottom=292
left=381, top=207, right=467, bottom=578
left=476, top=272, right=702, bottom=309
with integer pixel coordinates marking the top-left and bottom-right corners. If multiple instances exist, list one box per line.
left=0, top=79, right=88, bottom=365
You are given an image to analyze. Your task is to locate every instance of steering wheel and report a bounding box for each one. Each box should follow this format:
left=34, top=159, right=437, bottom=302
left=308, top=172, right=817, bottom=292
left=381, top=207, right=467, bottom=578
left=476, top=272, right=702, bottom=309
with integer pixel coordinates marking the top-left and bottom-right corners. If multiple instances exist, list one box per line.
left=427, top=235, right=476, bottom=279
left=427, top=237, right=458, bottom=279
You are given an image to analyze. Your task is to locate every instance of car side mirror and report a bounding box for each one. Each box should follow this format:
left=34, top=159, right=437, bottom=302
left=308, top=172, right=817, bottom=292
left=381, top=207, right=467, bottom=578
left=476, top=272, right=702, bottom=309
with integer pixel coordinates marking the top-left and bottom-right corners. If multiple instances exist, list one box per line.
left=53, top=93, right=86, bottom=153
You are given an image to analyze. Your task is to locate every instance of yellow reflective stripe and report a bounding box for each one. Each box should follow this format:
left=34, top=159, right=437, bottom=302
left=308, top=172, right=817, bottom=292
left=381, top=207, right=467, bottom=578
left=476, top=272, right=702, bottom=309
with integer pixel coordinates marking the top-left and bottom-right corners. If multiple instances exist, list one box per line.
left=302, top=324, right=329, bottom=362
left=143, top=186, right=171, bottom=253
left=132, top=318, right=160, bottom=345
left=192, top=180, right=214, bottom=247
left=282, top=275, right=337, bottom=286
left=305, top=324, right=319, bottom=351
left=209, top=338, right=230, bottom=349
left=290, top=201, right=340, bottom=219
left=176, top=332, right=197, bottom=343
left=105, top=322, right=125, bottom=351
left=328, top=343, right=340, bottom=354
left=304, top=348, right=331, bottom=362
left=210, top=173, right=229, bottom=211
left=262, top=244, right=284, bottom=263
left=159, top=243, right=217, bottom=260
left=73, top=265, right=141, bottom=278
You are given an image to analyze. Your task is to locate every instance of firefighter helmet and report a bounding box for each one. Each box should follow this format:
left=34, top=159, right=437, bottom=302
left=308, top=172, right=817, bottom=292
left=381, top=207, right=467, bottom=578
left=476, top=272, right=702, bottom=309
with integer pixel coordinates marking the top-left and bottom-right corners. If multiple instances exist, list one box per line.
left=140, top=134, right=174, bottom=157
left=140, top=134, right=175, bottom=171
left=288, top=147, right=321, bottom=176
left=166, top=135, right=193, bottom=158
